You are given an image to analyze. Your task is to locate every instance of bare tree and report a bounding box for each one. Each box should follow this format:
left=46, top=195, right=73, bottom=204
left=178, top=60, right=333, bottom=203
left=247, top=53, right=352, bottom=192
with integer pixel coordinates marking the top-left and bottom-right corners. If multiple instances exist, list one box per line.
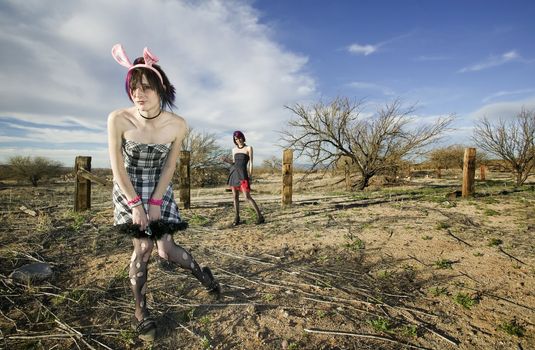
left=473, top=108, right=535, bottom=186
left=261, top=156, right=282, bottom=174
left=282, top=97, right=454, bottom=190
left=428, top=144, right=488, bottom=174
left=180, top=128, right=231, bottom=187
left=7, top=156, right=63, bottom=186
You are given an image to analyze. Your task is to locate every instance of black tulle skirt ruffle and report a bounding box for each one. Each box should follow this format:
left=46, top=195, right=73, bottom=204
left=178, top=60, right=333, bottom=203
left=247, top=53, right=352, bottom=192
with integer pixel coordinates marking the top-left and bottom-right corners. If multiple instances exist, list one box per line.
left=115, top=220, right=188, bottom=239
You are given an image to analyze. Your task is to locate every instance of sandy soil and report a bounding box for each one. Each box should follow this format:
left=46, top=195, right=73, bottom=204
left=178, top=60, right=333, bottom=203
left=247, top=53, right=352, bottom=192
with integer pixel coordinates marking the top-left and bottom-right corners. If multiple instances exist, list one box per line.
left=0, top=172, right=534, bottom=349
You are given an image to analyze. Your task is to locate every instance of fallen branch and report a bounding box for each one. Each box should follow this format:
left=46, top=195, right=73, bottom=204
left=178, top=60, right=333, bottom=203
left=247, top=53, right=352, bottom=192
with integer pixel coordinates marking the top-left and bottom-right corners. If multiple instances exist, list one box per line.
left=77, top=168, right=111, bottom=187
left=19, top=205, right=37, bottom=217
left=446, top=229, right=472, bottom=247
left=498, top=247, right=527, bottom=265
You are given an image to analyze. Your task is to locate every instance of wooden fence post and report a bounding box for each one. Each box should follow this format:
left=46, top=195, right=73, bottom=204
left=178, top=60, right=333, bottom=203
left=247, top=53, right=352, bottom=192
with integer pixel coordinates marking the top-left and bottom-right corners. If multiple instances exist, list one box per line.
left=462, top=148, right=476, bottom=198
left=179, top=151, right=190, bottom=209
left=480, top=165, right=486, bottom=181
left=74, top=156, right=91, bottom=212
left=282, top=149, right=293, bottom=207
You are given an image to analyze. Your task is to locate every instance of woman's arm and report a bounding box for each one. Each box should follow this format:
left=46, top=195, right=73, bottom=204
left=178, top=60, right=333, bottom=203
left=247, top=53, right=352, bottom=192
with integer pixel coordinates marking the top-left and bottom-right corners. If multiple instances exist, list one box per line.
left=248, top=146, right=254, bottom=178
left=108, top=111, right=148, bottom=230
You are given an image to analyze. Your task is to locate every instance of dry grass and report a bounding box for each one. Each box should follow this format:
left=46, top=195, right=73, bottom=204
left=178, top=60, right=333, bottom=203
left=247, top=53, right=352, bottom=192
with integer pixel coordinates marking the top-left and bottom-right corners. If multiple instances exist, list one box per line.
left=0, top=172, right=534, bottom=349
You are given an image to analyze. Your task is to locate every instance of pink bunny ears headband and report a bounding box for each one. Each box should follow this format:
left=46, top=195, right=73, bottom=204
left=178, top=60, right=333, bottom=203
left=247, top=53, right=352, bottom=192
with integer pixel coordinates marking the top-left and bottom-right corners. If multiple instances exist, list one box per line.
left=111, top=43, right=163, bottom=84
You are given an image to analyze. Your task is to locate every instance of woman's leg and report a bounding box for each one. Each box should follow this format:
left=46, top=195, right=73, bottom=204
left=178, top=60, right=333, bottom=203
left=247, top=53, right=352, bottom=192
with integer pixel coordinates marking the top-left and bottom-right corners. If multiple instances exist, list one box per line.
left=243, top=190, right=264, bottom=224
left=232, top=188, right=240, bottom=225
left=130, top=238, right=155, bottom=321
left=157, top=234, right=220, bottom=293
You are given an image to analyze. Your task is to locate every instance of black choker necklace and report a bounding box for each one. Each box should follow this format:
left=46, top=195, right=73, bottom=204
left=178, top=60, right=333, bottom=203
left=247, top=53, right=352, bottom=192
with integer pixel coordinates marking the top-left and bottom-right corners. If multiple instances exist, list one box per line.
left=138, top=109, right=162, bottom=120
left=237, top=144, right=245, bottom=149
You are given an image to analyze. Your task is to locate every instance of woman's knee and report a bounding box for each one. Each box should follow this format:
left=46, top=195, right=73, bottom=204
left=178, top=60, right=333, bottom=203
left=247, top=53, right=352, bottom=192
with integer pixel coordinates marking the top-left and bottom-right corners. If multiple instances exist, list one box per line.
left=157, top=238, right=174, bottom=260
left=133, top=239, right=154, bottom=261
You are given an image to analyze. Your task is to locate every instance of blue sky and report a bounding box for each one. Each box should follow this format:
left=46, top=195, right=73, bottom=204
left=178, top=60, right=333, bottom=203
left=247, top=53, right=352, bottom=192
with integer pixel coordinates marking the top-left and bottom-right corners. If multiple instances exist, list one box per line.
left=1, top=0, right=534, bottom=168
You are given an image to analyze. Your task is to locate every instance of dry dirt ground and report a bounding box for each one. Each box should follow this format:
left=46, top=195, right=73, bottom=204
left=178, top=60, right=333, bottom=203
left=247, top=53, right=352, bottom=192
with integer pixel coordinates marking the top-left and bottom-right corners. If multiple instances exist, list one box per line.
left=1, top=172, right=534, bottom=350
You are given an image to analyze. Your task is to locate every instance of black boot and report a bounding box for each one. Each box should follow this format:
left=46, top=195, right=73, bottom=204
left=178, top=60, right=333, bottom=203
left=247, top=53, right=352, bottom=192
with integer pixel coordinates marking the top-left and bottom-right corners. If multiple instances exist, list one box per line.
left=232, top=216, right=241, bottom=226
left=201, top=267, right=221, bottom=296
left=256, top=214, right=265, bottom=225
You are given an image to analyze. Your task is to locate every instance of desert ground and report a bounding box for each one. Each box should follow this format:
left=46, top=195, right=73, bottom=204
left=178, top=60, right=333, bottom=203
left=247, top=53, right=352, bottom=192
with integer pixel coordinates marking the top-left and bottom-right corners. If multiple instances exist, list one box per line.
left=0, top=171, right=534, bottom=350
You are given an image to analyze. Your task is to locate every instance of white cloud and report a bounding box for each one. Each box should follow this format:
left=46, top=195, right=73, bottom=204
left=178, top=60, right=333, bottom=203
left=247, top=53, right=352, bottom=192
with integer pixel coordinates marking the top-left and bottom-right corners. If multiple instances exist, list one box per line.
left=0, top=0, right=316, bottom=165
left=482, top=89, right=535, bottom=103
left=469, top=95, right=535, bottom=121
left=347, top=43, right=378, bottom=56
left=459, top=50, right=521, bottom=73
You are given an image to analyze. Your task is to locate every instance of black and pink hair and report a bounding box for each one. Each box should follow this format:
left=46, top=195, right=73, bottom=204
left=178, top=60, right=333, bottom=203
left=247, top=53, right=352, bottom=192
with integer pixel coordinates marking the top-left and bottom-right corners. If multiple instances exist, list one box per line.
left=126, top=57, right=176, bottom=110
left=233, top=130, right=245, bottom=145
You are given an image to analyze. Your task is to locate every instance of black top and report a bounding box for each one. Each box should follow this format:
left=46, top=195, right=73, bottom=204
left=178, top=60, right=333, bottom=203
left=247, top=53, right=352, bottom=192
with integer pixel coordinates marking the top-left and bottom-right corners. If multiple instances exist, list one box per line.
left=227, top=153, right=250, bottom=186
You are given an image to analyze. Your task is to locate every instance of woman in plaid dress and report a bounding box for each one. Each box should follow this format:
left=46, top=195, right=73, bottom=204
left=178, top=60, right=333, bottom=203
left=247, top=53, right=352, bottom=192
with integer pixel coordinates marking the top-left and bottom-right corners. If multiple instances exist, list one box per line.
left=108, top=44, right=219, bottom=341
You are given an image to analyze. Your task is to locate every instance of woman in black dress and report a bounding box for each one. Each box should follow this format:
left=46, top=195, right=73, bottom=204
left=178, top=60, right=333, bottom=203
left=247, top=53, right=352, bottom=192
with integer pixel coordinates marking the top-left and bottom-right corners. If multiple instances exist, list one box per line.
left=227, top=130, right=264, bottom=225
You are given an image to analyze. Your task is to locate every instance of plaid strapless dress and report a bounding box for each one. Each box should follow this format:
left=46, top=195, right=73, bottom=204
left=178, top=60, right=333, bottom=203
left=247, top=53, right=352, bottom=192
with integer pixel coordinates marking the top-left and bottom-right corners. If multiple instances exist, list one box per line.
left=112, top=139, right=187, bottom=239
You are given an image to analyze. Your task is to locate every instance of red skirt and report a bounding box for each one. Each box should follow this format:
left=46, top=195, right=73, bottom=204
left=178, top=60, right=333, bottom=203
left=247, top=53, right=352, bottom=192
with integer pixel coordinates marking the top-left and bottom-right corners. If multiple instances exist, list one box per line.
left=230, top=179, right=250, bottom=192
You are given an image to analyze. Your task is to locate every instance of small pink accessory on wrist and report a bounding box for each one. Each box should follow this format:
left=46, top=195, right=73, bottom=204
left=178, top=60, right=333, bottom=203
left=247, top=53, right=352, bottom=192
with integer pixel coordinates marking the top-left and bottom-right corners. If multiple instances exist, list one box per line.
left=111, top=44, right=163, bottom=84
left=148, top=198, right=163, bottom=206
left=127, top=195, right=141, bottom=206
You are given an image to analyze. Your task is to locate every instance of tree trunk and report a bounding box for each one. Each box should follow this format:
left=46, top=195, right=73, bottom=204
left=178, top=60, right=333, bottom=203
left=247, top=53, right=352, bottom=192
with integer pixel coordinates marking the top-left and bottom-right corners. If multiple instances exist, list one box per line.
left=356, top=174, right=372, bottom=190
left=516, top=171, right=524, bottom=187
left=30, top=175, right=39, bottom=187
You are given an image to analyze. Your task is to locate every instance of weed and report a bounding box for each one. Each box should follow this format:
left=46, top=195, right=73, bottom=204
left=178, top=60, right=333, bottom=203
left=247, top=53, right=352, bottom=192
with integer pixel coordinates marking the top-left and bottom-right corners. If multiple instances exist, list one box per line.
left=187, top=308, right=196, bottom=321
left=453, top=292, right=478, bottom=309
left=317, top=255, right=328, bottom=263
left=344, top=236, right=365, bottom=251
left=119, top=329, right=136, bottom=345
left=201, top=335, right=211, bottom=349
left=488, top=238, right=503, bottom=247
left=483, top=197, right=499, bottom=204
left=115, top=267, right=129, bottom=279
left=484, top=208, right=499, bottom=216
left=499, top=319, right=525, bottom=337
left=436, top=221, right=451, bottom=230
left=63, top=210, right=88, bottom=232
left=368, top=317, right=392, bottom=333
left=188, top=213, right=210, bottom=226
left=421, top=235, right=433, bottom=240
left=36, top=212, right=53, bottom=233
left=288, top=342, right=299, bottom=350
left=434, top=259, right=453, bottom=269
left=244, top=207, right=256, bottom=221
left=51, top=289, right=88, bottom=306
left=262, top=293, right=274, bottom=302
left=429, top=286, right=448, bottom=297
left=376, top=270, right=392, bottom=279
left=316, top=310, right=327, bottom=318
left=401, top=324, right=418, bottom=337
left=473, top=252, right=484, bottom=257
left=199, top=315, right=211, bottom=326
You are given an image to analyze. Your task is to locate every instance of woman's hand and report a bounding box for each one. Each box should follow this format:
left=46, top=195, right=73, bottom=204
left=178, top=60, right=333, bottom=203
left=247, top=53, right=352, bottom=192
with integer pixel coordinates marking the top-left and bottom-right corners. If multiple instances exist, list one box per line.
left=148, top=204, right=161, bottom=223
left=132, top=205, right=148, bottom=231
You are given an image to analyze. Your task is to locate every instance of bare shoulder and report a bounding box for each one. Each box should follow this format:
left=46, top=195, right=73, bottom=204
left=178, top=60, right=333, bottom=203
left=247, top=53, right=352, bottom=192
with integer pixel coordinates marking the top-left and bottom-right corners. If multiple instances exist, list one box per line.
left=164, top=112, right=188, bottom=141
left=107, top=108, right=133, bottom=126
